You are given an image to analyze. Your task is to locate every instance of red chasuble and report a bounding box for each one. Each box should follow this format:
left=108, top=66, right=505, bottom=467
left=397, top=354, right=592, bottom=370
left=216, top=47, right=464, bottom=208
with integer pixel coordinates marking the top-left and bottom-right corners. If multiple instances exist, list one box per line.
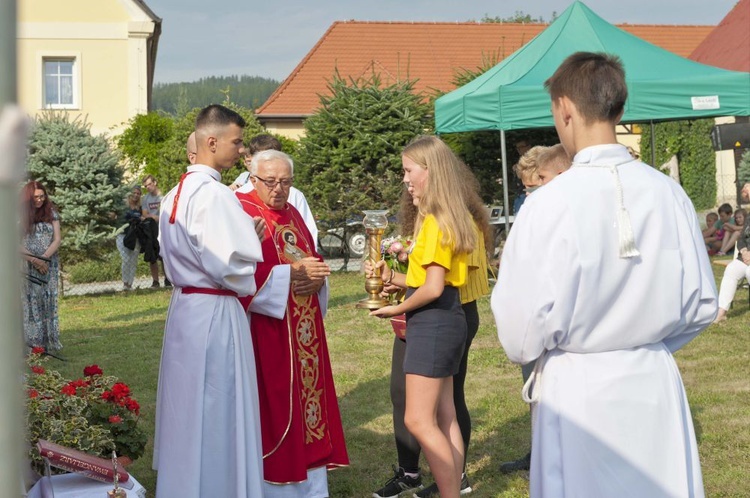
left=237, top=190, right=349, bottom=484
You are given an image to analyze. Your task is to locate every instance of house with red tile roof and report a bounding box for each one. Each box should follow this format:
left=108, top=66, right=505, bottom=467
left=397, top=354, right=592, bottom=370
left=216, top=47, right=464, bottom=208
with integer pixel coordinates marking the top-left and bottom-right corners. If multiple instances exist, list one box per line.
left=257, top=21, right=713, bottom=138
left=690, top=0, right=749, bottom=72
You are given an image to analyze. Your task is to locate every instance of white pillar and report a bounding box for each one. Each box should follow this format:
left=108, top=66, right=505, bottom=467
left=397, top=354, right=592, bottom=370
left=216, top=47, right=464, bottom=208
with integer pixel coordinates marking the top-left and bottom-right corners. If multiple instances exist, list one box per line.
left=0, top=0, right=27, bottom=493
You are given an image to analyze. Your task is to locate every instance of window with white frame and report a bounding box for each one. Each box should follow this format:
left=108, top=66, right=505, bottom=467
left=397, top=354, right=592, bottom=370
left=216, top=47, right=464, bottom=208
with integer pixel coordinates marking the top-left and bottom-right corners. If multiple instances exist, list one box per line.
left=43, top=58, right=77, bottom=108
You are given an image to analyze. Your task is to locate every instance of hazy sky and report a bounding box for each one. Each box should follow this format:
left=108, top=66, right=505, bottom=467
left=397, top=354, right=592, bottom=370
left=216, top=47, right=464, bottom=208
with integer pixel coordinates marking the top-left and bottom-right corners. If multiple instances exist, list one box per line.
left=145, top=0, right=739, bottom=84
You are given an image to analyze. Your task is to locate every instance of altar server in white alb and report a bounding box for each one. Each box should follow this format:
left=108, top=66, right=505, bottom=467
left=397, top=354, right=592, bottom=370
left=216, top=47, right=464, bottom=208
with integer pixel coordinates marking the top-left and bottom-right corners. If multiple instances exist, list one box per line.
left=491, top=52, right=717, bottom=498
left=153, top=104, right=266, bottom=498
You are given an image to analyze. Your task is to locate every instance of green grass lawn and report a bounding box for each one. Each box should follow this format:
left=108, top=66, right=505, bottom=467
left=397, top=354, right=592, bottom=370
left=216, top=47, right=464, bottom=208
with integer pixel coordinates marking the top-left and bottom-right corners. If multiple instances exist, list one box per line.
left=50, top=268, right=750, bottom=497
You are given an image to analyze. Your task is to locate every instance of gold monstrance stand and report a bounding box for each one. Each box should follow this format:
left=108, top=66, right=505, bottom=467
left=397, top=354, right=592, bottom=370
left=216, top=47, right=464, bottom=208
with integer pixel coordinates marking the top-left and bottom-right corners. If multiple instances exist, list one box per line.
left=357, top=209, right=390, bottom=310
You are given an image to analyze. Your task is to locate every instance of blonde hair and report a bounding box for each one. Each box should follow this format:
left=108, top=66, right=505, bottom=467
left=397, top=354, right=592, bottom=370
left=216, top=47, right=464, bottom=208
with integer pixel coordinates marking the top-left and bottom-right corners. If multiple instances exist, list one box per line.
left=513, top=145, right=546, bottom=184
left=402, top=135, right=477, bottom=254
left=536, top=144, right=571, bottom=173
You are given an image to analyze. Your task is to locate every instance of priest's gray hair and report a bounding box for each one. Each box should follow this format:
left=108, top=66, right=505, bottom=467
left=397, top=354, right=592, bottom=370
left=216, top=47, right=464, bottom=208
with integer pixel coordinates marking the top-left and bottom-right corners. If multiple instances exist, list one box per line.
left=249, top=149, right=294, bottom=175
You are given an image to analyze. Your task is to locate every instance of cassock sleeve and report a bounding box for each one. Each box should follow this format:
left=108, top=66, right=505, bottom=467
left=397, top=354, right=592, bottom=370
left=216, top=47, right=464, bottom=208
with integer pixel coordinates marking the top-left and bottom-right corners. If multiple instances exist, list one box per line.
left=248, top=265, right=291, bottom=319
left=249, top=267, right=329, bottom=319
left=192, top=184, right=263, bottom=295
left=491, top=194, right=577, bottom=364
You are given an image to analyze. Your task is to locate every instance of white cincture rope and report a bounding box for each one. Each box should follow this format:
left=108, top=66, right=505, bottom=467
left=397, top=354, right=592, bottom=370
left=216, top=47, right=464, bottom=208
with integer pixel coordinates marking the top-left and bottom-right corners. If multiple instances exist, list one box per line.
left=521, top=350, right=549, bottom=405
left=573, top=160, right=640, bottom=259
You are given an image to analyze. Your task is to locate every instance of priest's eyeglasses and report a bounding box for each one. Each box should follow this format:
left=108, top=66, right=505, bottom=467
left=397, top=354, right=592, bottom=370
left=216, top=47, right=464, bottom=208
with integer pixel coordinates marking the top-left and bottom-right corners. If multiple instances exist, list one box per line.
left=252, top=175, right=293, bottom=189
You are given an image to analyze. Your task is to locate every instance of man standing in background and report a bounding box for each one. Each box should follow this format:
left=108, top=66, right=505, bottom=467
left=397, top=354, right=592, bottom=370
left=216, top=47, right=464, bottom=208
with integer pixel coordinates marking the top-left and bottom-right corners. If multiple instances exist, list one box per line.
left=141, top=174, right=169, bottom=287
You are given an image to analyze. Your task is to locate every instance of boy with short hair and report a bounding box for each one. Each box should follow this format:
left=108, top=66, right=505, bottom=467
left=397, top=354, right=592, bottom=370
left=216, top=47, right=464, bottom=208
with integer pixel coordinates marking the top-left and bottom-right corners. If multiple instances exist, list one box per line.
left=229, top=134, right=282, bottom=191
left=706, top=203, right=735, bottom=254
left=535, top=144, right=571, bottom=185
left=492, top=52, right=716, bottom=498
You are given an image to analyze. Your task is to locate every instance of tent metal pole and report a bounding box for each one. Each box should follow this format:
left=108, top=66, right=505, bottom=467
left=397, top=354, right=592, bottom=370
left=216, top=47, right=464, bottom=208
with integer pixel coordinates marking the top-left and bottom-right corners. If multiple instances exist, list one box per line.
left=0, top=1, right=25, bottom=492
left=500, top=130, right=510, bottom=234
left=650, top=120, right=656, bottom=167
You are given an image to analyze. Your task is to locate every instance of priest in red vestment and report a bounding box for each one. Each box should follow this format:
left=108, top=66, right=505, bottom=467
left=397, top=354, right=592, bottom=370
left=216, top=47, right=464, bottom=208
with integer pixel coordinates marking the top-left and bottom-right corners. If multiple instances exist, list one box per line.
left=237, top=149, right=349, bottom=497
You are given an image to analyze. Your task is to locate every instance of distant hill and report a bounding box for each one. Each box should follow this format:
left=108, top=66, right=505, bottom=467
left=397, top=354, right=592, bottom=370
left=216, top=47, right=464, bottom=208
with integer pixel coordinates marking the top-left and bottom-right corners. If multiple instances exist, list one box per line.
left=152, top=75, right=280, bottom=114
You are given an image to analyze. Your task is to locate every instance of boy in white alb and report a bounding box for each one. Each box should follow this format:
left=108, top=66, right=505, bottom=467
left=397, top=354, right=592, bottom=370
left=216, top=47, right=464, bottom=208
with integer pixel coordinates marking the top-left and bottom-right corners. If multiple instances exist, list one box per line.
left=492, top=52, right=716, bottom=498
left=153, top=104, right=266, bottom=498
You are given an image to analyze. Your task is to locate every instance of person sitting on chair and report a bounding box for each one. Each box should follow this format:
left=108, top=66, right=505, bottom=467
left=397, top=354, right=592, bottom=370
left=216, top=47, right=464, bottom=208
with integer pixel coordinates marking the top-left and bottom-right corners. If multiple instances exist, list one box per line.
left=714, top=209, right=750, bottom=323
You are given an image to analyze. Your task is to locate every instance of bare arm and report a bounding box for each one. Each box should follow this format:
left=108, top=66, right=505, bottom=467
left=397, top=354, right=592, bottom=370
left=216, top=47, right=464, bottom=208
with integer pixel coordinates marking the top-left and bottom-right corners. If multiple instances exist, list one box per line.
left=370, top=264, right=445, bottom=318
left=364, top=259, right=407, bottom=289
left=42, top=219, right=62, bottom=259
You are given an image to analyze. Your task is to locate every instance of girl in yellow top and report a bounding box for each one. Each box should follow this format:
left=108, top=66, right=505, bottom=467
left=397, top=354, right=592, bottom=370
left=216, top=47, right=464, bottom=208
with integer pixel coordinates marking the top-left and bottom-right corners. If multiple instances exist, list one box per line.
left=370, top=135, right=479, bottom=498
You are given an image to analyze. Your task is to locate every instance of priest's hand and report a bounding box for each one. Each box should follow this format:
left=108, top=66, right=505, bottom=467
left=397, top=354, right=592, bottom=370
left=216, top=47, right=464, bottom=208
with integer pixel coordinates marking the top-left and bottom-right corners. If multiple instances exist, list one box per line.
left=293, top=278, right=325, bottom=297
left=253, top=216, right=267, bottom=242
left=291, top=257, right=331, bottom=283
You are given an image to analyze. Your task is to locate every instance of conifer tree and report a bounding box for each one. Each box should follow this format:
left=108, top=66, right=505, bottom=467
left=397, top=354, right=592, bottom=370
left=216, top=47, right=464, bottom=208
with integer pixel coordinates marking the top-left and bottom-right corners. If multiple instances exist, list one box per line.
left=26, top=113, right=128, bottom=261
left=296, top=73, right=431, bottom=226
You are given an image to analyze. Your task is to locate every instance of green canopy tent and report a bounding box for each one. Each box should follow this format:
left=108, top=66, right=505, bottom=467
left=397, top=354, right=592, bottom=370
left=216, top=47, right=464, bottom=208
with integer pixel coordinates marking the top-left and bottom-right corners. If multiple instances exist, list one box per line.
left=435, top=1, right=750, bottom=231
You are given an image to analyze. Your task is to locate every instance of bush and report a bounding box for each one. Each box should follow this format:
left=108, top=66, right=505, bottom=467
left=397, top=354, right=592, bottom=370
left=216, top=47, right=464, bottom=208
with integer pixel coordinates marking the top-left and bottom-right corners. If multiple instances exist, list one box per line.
left=25, top=350, right=148, bottom=473
left=116, top=112, right=174, bottom=179
left=26, top=113, right=129, bottom=263
left=65, top=249, right=151, bottom=284
left=737, top=148, right=750, bottom=187
left=640, top=119, right=716, bottom=210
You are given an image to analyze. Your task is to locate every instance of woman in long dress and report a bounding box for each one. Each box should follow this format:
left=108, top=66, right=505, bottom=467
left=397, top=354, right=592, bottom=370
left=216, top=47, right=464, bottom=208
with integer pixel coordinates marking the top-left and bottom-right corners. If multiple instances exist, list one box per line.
left=21, top=181, right=62, bottom=351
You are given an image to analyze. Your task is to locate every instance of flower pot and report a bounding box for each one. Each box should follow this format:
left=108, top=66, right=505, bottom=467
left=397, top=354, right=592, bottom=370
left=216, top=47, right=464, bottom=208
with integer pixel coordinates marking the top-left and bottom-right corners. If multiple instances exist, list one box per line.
left=390, top=314, right=406, bottom=340
left=116, top=455, right=133, bottom=468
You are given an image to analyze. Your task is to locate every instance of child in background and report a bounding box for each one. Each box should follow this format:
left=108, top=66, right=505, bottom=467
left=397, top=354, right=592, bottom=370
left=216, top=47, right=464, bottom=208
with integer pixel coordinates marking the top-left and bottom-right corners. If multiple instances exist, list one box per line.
left=513, top=146, right=545, bottom=206
left=702, top=212, right=719, bottom=242
left=536, top=144, right=572, bottom=185
left=718, top=209, right=747, bottom=256
left=706, top=203, right=734, bottom=254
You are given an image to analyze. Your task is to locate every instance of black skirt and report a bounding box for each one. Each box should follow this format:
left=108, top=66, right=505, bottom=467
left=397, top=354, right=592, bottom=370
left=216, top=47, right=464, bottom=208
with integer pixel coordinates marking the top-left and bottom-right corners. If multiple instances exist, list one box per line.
left=403, top=286, right=467, bottom=378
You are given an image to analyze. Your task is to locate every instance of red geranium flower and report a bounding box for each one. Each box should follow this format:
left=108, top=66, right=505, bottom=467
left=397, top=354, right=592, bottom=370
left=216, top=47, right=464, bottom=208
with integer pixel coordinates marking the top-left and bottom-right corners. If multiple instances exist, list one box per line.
left=28, top=389, right=39, bottom=398
left=83, top=364, right=103, bottom=377
left=101, top=390, right=113, bottom=401
left=108, top=415, right=123, bottom=424
left=31, top=366, right=45, bottom=375
left=61, top=384, right=77, bottom=396
left=124, top=398, right=141, bottom=416
left=111, top=383, right=131, bottom=400
left=31, top=347, right=45, bottom=355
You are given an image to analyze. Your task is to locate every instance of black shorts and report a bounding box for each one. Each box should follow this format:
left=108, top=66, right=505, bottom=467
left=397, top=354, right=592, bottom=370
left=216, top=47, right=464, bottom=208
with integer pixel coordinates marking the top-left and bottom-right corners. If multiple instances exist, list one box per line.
left=403, top=286, right=467, bottom=378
